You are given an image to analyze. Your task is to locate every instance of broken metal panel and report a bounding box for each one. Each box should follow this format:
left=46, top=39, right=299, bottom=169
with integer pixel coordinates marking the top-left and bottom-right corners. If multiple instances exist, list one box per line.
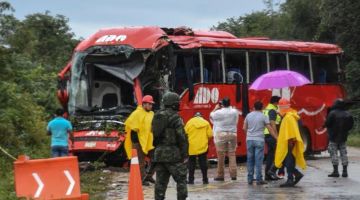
left=94, top=61, right=144, bottom=85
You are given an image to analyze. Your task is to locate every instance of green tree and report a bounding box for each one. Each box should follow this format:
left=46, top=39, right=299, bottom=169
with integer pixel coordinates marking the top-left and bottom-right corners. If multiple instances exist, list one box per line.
left=6, top=11, right=78, bottom=68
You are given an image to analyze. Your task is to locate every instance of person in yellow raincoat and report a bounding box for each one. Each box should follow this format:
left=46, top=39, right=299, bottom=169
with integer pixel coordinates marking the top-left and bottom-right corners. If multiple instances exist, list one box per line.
left=268, top=98, right=306, bottom=187
left=184, top=112, right=213, bottom=184
left=124, top=95, right=155, bottom=185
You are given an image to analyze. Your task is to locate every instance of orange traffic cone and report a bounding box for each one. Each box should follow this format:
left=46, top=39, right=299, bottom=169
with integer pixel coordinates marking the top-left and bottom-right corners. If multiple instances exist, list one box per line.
left=128, top=149, right=144, bottom=200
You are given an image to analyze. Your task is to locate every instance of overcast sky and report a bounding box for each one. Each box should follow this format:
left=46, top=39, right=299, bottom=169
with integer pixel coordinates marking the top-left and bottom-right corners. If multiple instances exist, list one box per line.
left=9, top=0, right=268, bottom=38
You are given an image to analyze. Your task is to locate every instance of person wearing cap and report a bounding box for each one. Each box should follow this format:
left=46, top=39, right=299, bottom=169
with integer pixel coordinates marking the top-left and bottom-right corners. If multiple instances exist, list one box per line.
left=124, top=95, right=155, bottom=185
left=210, top=97, right=239, bottom=181
left=185, top=112, right=213, bottom=184
left=268, top=98, right=306, bottom=187
left=263, top=96, right=284, bottom=180
left=325, top=99, right=354, bottom=178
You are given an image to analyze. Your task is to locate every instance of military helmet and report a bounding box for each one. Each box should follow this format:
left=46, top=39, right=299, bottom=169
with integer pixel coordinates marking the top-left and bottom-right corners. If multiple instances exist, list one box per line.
left=162, top=92, right=180, bottom=106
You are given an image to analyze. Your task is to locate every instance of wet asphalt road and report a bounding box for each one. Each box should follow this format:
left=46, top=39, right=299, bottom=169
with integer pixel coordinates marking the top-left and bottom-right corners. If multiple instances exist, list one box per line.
left=106, top=147, right=360, bottom=200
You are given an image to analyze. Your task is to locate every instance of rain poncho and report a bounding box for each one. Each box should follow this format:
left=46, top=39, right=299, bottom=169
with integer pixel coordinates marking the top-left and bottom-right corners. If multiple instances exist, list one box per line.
left=124, top=106, right=154, bottom=159
left=274, top=109, right=306, bottom=169
left=185, top=116, right=213, bottom=155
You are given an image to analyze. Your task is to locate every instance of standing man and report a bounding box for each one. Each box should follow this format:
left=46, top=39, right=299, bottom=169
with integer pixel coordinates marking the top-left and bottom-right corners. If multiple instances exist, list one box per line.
left=263, top=96, right=283, bottom=180
left=268, top=98, right=306, bottom=187
left=185, top=112, right=213, bottom=184
left=243, top=101, right=276, bottom=185
left=325, top=99, right=354, bottom=178
left=152, top=92, right=188, bottom=200
left=124, top=95, right=155, bottom=185
left=47, top=108, right=73, bottom=157
left=210, top=97, right=239, bottom=181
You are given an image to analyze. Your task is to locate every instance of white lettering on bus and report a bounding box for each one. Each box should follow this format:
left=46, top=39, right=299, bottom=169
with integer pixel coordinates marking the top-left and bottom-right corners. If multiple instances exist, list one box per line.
left=193, top=87, right=219, bottom=104
left=85, top=131, right=106, bottom=136
left=95, top=35, right=127, bottom=43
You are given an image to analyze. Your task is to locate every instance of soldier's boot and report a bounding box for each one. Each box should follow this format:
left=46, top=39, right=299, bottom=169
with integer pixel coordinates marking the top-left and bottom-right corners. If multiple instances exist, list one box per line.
left=328, top=165, right=340, bottom=177
left=342, top=165, right=348, bottom=178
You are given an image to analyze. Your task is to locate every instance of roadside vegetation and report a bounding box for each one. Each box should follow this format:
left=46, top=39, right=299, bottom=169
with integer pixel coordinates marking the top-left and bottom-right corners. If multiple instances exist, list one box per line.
left=0, top=0, right=360, bottom=199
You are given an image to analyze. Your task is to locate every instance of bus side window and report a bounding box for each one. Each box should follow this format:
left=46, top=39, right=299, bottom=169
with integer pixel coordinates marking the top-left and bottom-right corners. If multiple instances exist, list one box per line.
left=203, top=54, right=223, bottom=83
left=225, top=51, right=246, bottom=83
left=174, top=53, right=200, bottom=95
left=249, top=51, right=267, bottom=82
left=270, top=52, right=287, bottom=71
left=312, top=55, right=338, bottom=83
left=289, top=54, right=311, bottom=80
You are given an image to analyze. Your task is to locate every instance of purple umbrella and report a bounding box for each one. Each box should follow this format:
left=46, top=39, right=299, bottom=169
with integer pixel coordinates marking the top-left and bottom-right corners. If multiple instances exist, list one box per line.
left=250, top=70, right=311, bottom=90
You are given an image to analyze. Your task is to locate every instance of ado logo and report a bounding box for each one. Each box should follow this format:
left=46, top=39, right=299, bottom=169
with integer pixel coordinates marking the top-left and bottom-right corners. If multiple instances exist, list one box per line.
left=193, top=87, right=219, bottom=104
left=95, top=35, right=127, bottom=43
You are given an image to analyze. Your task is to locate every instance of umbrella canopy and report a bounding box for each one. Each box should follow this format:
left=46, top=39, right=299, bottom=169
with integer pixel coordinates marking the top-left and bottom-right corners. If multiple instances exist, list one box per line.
left=250, top=70, right=311, bottom=90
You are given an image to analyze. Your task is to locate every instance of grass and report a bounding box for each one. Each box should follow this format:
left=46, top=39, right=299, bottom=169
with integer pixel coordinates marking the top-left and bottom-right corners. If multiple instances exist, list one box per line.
left=80, top=166, right=112, bottom=200
left=347, top=133, right=360, bottom=147
left=0, top=158, right=17, bottom=200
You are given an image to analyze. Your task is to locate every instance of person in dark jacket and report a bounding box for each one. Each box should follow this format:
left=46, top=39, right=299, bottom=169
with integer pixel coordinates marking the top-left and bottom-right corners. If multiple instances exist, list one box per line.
left=325, top=99, right=354, bottom=178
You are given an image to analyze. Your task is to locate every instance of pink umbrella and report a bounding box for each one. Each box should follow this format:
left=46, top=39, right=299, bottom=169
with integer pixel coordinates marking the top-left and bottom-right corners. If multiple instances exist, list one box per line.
left=250, top=70, right=310, bottom=90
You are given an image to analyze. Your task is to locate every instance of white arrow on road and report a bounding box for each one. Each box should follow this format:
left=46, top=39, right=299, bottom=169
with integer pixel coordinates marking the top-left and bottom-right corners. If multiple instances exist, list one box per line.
left=32, top=173, right=44, bottom=198
left=64, top=170, right=75, bottom=196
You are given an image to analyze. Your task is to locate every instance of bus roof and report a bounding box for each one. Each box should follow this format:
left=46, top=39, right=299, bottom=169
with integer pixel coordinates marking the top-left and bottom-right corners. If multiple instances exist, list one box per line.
left=75, top=26, right=342, bottom=54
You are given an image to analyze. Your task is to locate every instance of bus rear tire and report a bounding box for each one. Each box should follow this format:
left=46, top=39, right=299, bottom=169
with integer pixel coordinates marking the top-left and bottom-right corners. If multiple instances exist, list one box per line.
left=299, top=126, right=311, bottom=155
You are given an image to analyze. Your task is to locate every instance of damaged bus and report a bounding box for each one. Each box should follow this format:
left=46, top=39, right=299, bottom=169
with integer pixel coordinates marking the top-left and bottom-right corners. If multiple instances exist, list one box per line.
left=57, top=26, right=345, bottom=164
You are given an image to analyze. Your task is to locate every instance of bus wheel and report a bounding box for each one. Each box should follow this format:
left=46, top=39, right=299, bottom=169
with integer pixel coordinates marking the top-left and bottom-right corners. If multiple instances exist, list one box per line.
left=299, top=126, right=311, bottom=154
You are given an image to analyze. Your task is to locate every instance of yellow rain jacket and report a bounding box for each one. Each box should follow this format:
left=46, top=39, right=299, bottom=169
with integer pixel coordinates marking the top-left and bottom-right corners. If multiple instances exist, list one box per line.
left=274, top=109, right=306, bottom=170
left=124, top=106, right=154, bottom=159
left=185, top=116, right=213, bottom=155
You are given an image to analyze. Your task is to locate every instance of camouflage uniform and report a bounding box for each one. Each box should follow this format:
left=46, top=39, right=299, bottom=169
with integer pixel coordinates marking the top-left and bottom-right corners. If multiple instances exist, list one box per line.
left=152, top=92, right=188, bottom=200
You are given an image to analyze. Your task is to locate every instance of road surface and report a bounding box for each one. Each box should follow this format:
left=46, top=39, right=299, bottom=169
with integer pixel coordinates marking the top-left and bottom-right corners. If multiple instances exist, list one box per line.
left=105, top=147, right=360, bottom=200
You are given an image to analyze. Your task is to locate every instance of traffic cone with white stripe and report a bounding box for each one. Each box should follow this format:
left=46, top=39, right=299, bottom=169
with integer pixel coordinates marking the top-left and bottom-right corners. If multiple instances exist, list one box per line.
left=128, top=149, right=144, bottom=200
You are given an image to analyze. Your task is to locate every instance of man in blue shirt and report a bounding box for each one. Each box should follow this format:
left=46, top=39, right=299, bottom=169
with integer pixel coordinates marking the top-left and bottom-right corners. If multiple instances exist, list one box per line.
left=47, top=108, right=73, bottom=157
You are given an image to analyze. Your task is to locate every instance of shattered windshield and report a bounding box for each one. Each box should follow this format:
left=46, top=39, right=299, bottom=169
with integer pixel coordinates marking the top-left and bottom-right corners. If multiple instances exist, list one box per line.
left=68, top=45, right=145, bottom=115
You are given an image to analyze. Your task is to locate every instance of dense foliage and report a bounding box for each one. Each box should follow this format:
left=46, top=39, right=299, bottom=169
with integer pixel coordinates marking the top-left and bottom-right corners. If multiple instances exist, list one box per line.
left=213, top=0, right=360, bottom=132
left=0, top=2, right=79, bottom=198
left=213, top=0, right=360, bottom=99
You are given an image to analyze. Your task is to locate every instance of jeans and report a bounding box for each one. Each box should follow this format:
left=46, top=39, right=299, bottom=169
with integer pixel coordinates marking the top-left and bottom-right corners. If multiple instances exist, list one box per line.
left=283, top=151, right=300, bottom=180
left=51, top=145, right=69, bottom=157
left=246, top=140, right=264, bottom=183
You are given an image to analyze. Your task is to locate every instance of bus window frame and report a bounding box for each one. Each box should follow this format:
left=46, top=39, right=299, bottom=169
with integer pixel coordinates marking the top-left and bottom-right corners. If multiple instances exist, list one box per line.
left=248, top=50, right=269, bottom=83
left=172, top=49, right=200, bottom=95
left=311, top=53, right=340, bottom=83
left=268, top=51, right=289, bottom=71
left=287, top=52, right=312, bottom=82
left=200, top=48, right=225, bottom=84
left=223, top=49, right=247, bottom=84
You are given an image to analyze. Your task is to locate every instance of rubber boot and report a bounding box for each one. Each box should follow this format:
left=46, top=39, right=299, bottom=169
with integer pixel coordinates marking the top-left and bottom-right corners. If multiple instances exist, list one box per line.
left=328, top=165, right=340, bottom=177
left=342, top=165, right=348, bottom=178
left=280, top=179, right=295, bottom=187
left=266, top=165, right=278, bottom=180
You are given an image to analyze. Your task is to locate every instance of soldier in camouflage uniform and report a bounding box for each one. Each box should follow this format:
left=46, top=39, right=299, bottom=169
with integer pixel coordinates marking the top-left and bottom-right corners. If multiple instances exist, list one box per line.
left=152, top=92, right=188, bottom=200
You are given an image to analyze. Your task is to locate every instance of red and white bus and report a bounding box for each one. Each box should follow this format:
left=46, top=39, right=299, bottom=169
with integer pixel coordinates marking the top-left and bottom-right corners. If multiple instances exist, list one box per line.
left=58, top=26, right=345, bottom=163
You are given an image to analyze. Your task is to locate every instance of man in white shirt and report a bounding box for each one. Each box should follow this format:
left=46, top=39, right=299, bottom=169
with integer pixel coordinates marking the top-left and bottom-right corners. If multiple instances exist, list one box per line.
left=210, top=97, right=239, bottom=181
